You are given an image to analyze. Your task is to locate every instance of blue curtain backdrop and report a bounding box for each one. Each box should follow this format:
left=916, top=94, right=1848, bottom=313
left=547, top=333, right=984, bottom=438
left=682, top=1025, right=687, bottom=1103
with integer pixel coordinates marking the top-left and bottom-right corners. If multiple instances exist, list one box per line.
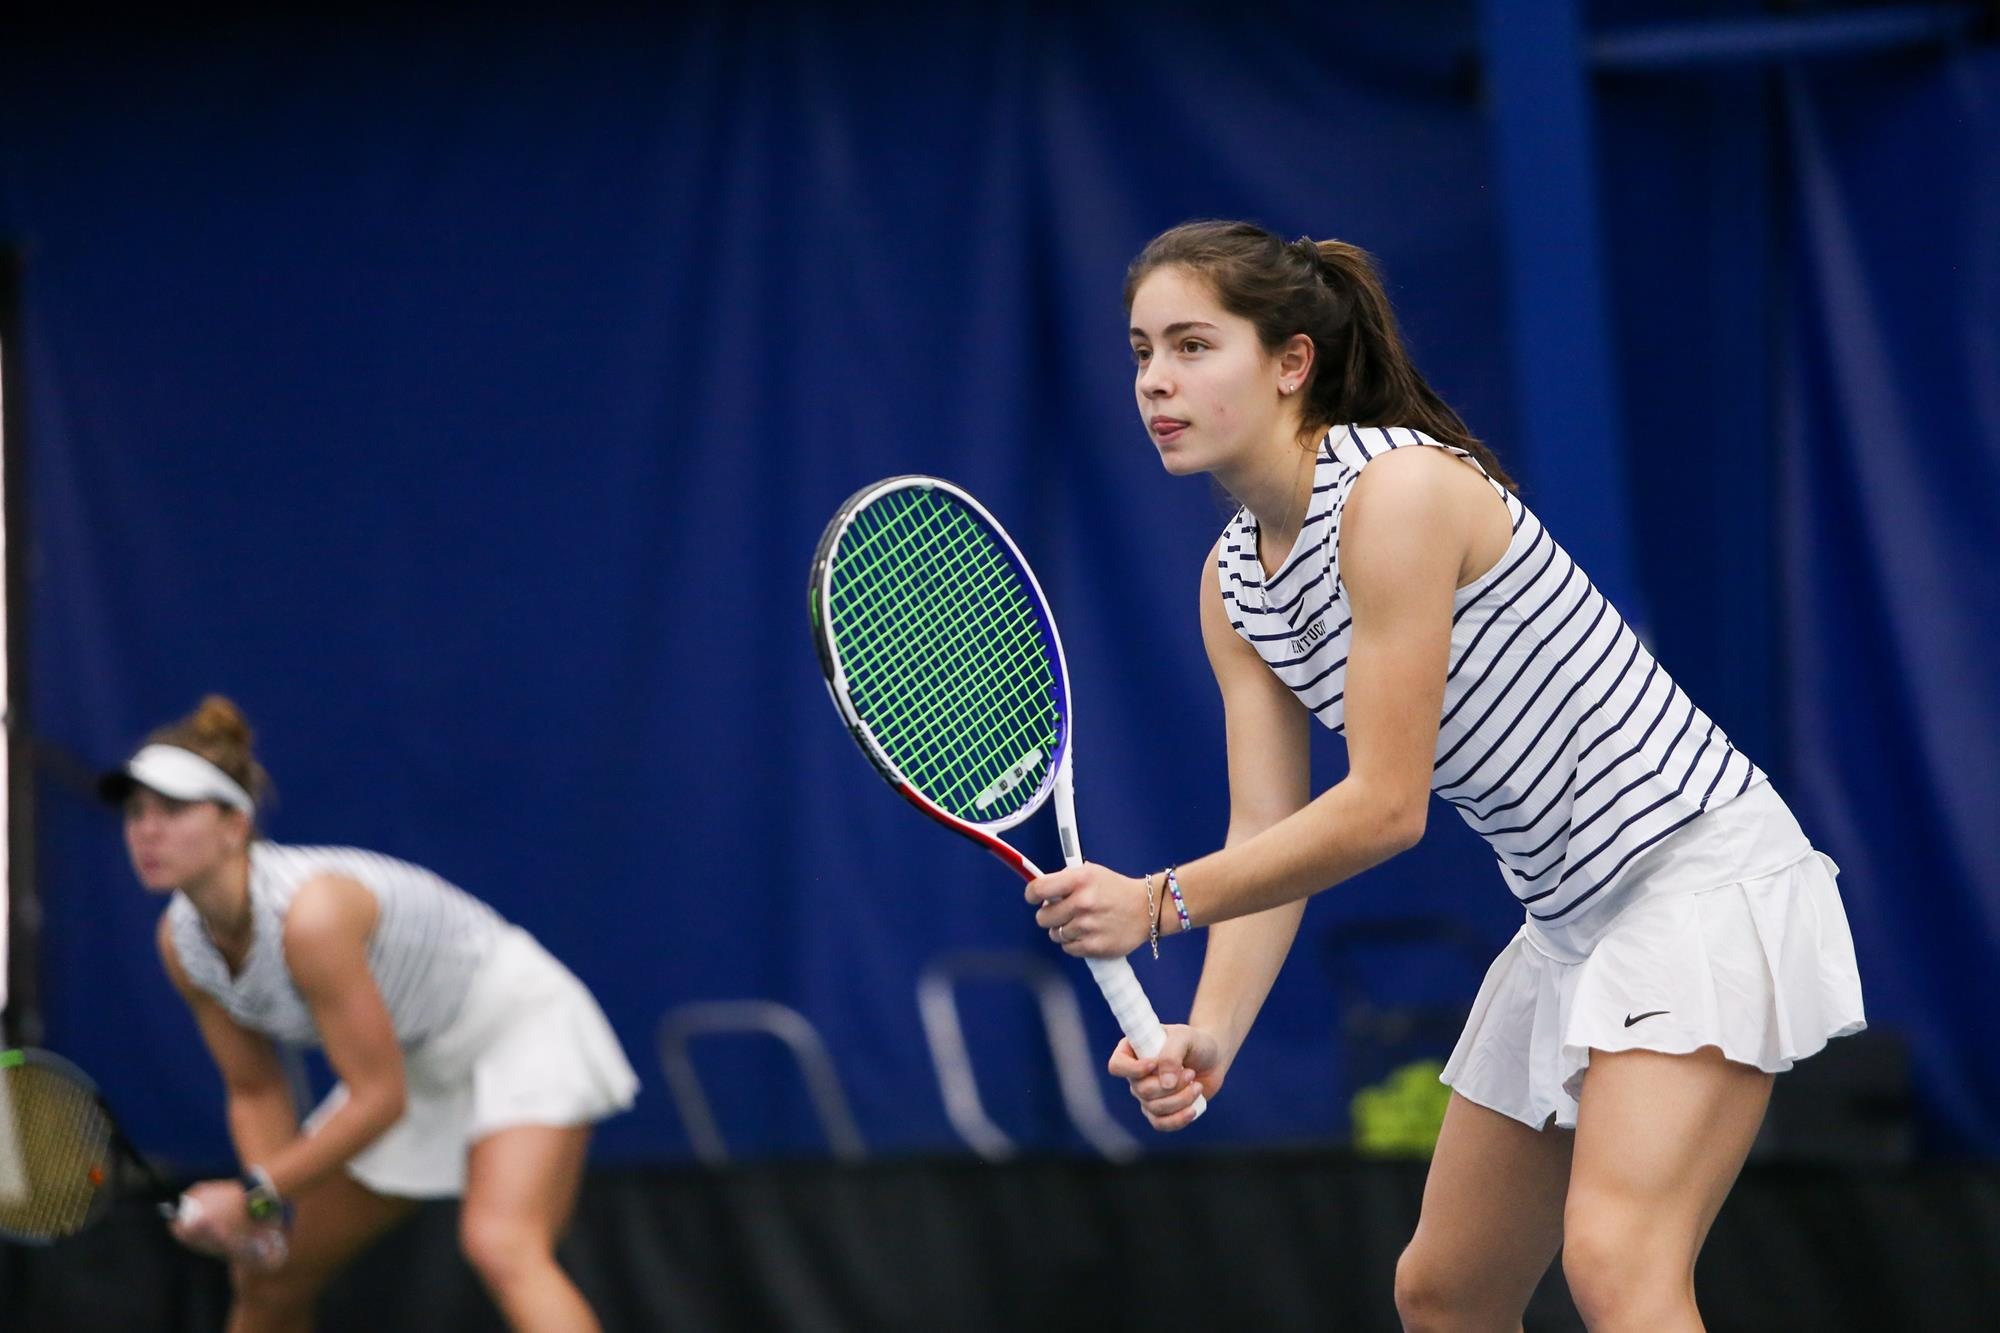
left=1778, top=50, right=2000, bottom=1154
left=1, top=6, right=1992, bottom=1163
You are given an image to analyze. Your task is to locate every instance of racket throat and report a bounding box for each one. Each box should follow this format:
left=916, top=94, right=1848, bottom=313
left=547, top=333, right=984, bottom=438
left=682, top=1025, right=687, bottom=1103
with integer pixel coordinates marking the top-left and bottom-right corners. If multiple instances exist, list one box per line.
left=1054, top=764, right=1082, bottom=866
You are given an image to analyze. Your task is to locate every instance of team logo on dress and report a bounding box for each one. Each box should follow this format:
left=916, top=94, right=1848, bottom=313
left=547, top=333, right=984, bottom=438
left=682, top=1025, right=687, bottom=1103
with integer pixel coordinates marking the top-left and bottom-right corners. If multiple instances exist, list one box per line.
left=1288, top=620, right=1326, bottom=655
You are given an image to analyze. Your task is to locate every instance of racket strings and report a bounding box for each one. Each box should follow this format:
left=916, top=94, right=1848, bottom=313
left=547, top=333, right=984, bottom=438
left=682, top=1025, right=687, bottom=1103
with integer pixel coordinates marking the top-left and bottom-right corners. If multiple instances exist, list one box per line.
left=830, top=490, right=1061, bottom=820
left=842, top=510, right=1047, bottom=785
left=841, top=505, right=1010, bottom=711
left=0, top=1063, right=113, bottom=1241
left=836, top=501, right=1048, bottom=789
left=839, top=501, right=1051, bottom=780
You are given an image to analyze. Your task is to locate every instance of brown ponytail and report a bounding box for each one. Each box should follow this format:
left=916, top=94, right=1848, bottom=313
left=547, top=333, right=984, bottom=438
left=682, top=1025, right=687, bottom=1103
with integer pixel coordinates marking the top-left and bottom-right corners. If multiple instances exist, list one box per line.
left=1124, top=220, right=1516, bottom=491
left=149, top=695, right=272, bottom=810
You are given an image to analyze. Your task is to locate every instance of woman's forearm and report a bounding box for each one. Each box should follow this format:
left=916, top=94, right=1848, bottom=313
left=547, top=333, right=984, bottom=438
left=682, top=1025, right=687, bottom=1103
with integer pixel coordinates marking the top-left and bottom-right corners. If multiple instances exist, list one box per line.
left=224, top=1084, right=299, bottom=1172
left=1177, top=774, right=1420, bottom=1065
left=1188, top=899, right=1307, bottom=1068
left=256, top=1077, right=404, bottom=1199
left=1172, top=774, right=1421, bottom=930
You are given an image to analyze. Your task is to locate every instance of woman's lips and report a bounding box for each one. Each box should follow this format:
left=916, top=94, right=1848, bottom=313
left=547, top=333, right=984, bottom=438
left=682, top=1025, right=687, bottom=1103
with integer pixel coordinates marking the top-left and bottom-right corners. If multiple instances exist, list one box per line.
left=1151, top=417, right=1189, bottom=443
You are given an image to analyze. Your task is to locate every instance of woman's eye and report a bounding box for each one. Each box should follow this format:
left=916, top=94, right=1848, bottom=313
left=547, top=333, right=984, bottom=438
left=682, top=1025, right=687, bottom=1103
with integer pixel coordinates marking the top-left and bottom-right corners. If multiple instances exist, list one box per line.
left=1180, top=339, right=1207, bottom=354
left=1131, top=346, right=1151, bottom=364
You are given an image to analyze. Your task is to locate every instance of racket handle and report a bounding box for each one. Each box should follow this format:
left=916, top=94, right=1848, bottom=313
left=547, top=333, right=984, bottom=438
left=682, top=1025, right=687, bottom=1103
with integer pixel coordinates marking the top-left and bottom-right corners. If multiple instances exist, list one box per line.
left=1084, top=955, right=1208, bottom=1121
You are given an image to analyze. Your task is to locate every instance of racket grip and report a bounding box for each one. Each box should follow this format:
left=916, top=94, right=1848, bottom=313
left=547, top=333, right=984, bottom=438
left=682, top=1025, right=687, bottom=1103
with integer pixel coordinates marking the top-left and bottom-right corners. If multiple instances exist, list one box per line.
left=1084, top=955, right=1208, bottom=1121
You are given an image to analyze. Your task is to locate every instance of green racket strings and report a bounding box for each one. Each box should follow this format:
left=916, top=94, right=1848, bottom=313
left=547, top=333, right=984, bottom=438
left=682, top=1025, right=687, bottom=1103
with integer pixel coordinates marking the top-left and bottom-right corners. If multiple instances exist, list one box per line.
left=0, top=1054, right=113, bottom=1241
left=828, top=488, right=1060, bottom=823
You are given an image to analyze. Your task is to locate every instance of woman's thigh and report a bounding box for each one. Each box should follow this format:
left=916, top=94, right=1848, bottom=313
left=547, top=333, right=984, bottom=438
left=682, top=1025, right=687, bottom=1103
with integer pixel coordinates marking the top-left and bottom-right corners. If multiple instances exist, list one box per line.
left=461, top=1123, right=593, bottom=1245
left=1403, top=1093, right=1574, bottom=1307
left=1568, top=1045, right=1771, bottom=1252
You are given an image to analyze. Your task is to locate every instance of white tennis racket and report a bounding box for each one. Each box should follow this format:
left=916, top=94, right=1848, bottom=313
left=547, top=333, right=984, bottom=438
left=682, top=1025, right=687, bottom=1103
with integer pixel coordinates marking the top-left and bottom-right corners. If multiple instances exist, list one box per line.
left=809, top=475, right=1206, bottom=1121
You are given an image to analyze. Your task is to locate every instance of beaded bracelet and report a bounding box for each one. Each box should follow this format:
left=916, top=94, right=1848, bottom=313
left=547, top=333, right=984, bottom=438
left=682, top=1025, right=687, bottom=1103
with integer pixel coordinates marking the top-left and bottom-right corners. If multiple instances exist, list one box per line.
left=1165, top=865, right=1192, bottom=935
left=1142, top=873, right=1161, bottom=959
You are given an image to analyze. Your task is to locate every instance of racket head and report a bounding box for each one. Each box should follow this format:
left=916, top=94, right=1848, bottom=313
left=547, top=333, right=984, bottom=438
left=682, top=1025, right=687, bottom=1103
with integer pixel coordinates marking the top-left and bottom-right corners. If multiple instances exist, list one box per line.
left=0, top=1048, right=118, bottom=1244
left=809, top=475, right=1073, bottom=836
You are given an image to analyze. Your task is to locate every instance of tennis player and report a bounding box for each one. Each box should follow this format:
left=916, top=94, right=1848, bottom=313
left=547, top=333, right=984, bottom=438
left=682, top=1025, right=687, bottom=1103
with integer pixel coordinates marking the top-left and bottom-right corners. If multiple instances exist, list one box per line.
left=103, top=696, right=638, bottom=1333
left=1027, top=220, right=1866, bottom=1331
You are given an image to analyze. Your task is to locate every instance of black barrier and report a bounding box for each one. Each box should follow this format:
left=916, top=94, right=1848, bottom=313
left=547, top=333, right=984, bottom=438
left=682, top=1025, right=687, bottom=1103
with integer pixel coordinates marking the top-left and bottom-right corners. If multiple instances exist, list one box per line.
left=5, top=1153, right=1997, bottom=1332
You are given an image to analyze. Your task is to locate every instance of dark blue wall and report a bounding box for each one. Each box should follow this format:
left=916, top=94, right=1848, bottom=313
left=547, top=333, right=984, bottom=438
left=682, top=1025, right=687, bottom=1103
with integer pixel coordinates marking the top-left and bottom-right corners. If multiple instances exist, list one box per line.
left=2, top=5, right=1992, bottom=1161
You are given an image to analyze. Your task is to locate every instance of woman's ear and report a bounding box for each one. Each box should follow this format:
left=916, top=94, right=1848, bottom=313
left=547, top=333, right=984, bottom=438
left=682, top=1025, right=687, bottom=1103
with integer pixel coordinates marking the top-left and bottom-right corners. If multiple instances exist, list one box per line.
left=1279, top=332, right=1315, bottom=391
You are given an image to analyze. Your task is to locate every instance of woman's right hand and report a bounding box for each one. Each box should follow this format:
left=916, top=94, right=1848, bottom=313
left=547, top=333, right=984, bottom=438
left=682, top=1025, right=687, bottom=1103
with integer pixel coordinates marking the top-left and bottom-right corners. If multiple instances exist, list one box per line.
left=1108, top=1024, right=1223, bottom=1131
left=168, top=1188, right=290, bottom=1270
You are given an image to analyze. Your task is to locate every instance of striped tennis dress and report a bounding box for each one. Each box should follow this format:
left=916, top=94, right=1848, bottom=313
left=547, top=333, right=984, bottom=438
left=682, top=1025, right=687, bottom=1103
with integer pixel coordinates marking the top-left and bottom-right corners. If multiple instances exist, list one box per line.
left=166, top=841, right=506, bottom=1045
left=1219, top=424, right=1763, bottom=926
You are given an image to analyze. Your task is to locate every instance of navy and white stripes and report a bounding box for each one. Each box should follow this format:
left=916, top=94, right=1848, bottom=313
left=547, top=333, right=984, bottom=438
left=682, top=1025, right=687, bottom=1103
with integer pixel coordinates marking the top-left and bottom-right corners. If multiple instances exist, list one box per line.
left=167, top=842, right=507, bottom=1046
left=1219, top=425, right=1763, bottom=924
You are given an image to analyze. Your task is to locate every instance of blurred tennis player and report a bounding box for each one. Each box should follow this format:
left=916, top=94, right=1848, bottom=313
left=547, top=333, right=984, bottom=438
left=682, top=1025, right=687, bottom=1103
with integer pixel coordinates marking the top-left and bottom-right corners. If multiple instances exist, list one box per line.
left=104, top=696, right=638, bottom=1333
left=1027, top=220, right=1865, bottom=1331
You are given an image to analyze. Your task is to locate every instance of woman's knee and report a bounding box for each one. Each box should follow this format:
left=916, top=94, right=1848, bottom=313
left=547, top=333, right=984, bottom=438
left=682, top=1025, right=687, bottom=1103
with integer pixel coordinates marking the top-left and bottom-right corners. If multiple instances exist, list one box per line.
left=1560, top=1196, right=1694, bottom=1326
left=1394, top=1239, right=1515, bottom=1332
left=459, top=1210, right=553, bottom=1291
left=1393, top=1243, right=1452, bottom=1329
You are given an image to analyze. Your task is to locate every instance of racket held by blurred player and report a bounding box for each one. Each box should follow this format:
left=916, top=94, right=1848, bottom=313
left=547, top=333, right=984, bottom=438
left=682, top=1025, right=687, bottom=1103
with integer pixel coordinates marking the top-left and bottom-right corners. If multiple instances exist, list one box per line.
left=0, top=1046, right=286, bottom=1265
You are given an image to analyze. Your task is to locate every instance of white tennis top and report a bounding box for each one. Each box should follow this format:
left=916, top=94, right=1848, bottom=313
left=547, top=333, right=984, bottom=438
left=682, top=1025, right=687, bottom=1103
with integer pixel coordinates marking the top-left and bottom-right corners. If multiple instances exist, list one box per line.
left=166, top=841, right=506, bottom=1046
left=1218, top=424, right=1765, bottom=924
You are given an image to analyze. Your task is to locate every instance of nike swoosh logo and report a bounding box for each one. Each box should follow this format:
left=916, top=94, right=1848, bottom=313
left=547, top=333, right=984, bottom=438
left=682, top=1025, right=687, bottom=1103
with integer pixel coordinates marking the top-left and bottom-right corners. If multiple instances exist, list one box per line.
left=1624, top=1010, right=1670, bottom=1027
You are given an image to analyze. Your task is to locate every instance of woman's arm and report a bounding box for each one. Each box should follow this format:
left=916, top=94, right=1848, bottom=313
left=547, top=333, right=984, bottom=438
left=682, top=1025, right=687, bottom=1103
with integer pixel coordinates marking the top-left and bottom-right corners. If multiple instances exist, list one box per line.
left=171, top=874, right=407, bottom=1255
left=1090, top=543, right=1313, bottom=1129
left=1166, top=445, right=1465, bottom=924
left=1031, top=446, right=1473, bottom=948
left=258, top=875, right=406, bottom=1200
left=1182, top=537, right=1313, bottom=1076
left=157, top=913, right=299, bottom=1167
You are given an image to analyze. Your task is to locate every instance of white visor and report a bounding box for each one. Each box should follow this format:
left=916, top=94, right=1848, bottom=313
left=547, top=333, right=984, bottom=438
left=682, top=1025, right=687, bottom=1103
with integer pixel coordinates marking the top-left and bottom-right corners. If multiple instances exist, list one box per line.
left=100, top=744, right=255, bottom=814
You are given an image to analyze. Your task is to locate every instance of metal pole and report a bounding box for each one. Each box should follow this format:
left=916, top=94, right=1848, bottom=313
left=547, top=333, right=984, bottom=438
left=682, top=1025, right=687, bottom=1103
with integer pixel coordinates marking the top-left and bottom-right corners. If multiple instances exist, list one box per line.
left=1590, top=6, right=1985, bottom=71
left=0, top=247, right=38, bottom=1046
left=1479, top=0, right=1648, bottom=630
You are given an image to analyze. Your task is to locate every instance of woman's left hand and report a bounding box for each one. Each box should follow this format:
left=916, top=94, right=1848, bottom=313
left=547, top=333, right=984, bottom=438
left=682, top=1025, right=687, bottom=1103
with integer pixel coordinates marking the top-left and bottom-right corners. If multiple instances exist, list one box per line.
left=1026, top=862, right=1153, bottom=958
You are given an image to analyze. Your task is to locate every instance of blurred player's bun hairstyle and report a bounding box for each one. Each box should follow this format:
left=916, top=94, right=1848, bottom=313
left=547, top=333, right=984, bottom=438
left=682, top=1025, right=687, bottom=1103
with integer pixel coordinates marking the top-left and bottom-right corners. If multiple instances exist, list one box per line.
left=150, top=694, right=273, bottom=812
left=1124, top=219, right=1515, bottom=492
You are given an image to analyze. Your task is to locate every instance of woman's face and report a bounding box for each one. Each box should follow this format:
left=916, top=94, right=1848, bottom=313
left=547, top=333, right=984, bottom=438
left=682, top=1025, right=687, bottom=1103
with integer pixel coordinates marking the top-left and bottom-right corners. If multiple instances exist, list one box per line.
left=123, top=787, right=244, bottom=891
left=1129, top=265, right=1292, bottom=476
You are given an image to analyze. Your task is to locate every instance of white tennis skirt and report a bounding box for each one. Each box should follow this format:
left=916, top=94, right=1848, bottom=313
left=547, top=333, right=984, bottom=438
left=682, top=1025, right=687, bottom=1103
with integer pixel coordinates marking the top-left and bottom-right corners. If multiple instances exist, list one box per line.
left=1440, top=781, right=1867, bottom=1131
left=305, top=925, right=640, bottom=1198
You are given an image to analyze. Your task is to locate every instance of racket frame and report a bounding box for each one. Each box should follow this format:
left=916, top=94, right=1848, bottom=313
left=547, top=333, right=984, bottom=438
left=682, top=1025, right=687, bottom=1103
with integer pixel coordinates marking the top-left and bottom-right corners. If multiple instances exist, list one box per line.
left=810, top=476, right=1205, bottom=1119
left=810, top=474, right=1072, bottom=857
left=0, top=1045, right=173, bottom=1244
left=0, top=1045, right=284, bottom=1260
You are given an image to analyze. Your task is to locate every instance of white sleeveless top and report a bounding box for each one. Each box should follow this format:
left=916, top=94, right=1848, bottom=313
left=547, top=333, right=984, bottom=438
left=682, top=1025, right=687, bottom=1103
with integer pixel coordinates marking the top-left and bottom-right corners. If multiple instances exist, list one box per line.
left=1218, top=424, right=1765, bottom=924
left=166, top=841, right=507, bottom=1046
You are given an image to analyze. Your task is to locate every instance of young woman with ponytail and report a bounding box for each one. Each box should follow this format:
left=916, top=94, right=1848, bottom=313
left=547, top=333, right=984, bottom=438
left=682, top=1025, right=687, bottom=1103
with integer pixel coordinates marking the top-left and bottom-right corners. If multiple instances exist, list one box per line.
left=1024, top=221, right=1864, bottom=1330
left=103, top=696, right=637, bottom=1333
